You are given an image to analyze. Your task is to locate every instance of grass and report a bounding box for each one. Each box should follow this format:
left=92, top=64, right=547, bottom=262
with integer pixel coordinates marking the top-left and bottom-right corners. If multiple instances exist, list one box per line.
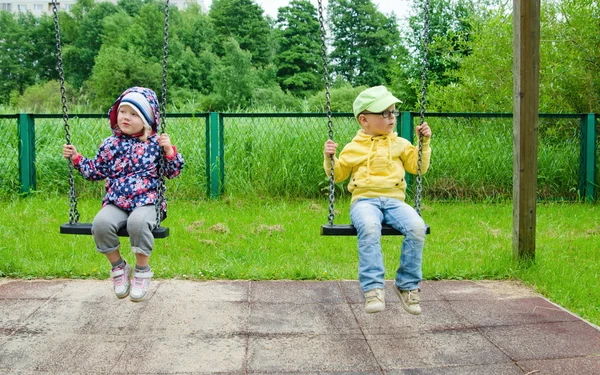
left=0, top=195, right=598, bottom=327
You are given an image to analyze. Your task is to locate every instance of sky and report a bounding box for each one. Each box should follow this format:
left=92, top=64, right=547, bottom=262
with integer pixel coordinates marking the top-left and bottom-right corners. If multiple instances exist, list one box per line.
left=202, top=0, right=415, bottom=23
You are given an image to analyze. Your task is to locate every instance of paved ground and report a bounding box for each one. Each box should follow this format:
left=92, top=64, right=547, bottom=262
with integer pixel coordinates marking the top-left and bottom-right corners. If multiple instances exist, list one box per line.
left=0, top=278, right=599, bottom=375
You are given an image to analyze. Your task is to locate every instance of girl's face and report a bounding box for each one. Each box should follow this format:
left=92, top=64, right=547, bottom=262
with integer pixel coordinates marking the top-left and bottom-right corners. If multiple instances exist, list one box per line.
left=358, top=104, right=397, bottom=136
left=117, top=104, right=146, bottom=136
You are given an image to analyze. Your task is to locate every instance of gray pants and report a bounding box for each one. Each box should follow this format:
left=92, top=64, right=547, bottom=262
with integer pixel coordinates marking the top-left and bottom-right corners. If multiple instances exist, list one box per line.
left=92, top=204, right=157, bottom=257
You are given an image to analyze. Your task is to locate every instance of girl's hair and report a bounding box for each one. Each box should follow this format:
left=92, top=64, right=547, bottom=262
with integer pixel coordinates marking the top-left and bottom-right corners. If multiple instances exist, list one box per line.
left=138, top=123, right=153, bottom=142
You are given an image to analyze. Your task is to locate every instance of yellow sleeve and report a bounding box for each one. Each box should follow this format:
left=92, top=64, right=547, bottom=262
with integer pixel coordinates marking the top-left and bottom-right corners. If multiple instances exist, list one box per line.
left=400, top=137, right=432, bottom=175
left=323, top=155, right=352, bottom=183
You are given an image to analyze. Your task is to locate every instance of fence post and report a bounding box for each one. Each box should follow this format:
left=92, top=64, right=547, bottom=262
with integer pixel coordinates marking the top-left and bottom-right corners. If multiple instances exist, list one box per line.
left=207, top=112, right=220, bottom=199
left=584, top=113, right=597, bottom=202
left=219, top=114, right=225, bottom=196
left=18, top=113, right=36, bottom=194
left=400, top=111, right=415, bottom=190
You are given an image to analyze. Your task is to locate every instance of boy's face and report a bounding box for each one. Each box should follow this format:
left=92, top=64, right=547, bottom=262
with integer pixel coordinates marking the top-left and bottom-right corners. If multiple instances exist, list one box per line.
left=358, top=104, right=397, bottom=136
left=117, top=104, right=146, bottom=136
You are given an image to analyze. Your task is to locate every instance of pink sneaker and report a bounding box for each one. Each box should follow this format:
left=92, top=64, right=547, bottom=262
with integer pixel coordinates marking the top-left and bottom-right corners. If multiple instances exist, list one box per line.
left=110, top=263, right=131, bottom=299
left=130, top=269, right=153, bottom=302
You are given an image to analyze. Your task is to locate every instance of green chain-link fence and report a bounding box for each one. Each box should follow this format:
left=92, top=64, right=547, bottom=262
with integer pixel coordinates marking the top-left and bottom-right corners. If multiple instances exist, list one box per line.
left=1, top=112, right=597, bottom=202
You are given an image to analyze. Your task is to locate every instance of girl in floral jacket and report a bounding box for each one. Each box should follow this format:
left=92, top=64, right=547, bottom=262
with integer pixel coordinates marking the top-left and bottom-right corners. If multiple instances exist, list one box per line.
left=63, top=86, right=184, bottom=302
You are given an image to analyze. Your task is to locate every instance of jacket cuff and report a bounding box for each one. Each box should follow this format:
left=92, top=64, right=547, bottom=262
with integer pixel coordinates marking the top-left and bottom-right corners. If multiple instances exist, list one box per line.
left=72, top=154, right=82, bottom=165
left=165, top=146, right=178, bottom=160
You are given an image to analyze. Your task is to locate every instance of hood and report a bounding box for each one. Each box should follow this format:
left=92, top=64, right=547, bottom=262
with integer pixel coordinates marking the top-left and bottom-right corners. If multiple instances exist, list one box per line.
left=108, top=87, right=161, bottom=133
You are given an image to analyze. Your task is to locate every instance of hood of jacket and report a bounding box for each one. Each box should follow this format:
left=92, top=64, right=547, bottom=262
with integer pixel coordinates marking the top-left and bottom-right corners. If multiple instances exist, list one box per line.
left=108, top=87, right=160, bottom=134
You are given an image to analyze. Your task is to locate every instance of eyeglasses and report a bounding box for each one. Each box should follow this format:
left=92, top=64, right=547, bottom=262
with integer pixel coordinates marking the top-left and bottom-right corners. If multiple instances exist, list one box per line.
left=362, top=110, right=400, bottom=118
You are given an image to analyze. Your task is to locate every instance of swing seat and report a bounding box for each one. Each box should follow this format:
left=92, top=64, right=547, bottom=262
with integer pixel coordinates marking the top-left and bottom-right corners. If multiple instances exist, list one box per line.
left=320, top=224, right=430, bottom=236
left=60, top=223, right=169, bottom=238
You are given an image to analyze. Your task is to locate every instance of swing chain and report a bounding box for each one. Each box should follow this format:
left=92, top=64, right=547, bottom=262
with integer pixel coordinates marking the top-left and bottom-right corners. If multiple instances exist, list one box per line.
left=415, top=0, right=431, bottom=216
left=317, top=0, right=335, bottom=226
left=52, top=0, right=79, bottom=224
left=155, top=0, right=170, bottom=228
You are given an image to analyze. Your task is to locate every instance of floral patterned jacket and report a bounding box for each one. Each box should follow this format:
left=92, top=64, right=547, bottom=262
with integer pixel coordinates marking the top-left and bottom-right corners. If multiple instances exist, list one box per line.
left=73, top=87, right=184, bottom=219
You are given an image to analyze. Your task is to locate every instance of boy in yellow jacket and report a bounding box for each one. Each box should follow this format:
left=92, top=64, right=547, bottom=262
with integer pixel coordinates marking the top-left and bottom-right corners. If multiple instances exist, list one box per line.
left=323, top=86, right=431, bottom=314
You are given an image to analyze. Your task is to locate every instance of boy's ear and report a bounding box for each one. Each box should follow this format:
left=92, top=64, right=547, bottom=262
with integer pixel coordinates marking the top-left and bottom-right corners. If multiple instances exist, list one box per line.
left=357, top=114, right=368, bottom=127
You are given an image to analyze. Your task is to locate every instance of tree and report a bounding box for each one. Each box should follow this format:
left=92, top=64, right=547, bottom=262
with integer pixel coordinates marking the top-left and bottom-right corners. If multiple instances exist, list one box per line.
left=87, top=45, right=161, bottom=107
left=64, top=1, right=121, bottom=88
left=208, top=38, right=260, bottom=109
left=273, top=0, right=322, bottom=97
left=209, top=0, right=273, bottom=67
left=328, top=0, right=400, bottom=87
left=405, top=0, right=474, bottom=88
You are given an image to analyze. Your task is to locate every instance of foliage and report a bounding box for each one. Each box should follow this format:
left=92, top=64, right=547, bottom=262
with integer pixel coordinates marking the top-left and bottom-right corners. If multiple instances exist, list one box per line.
left=426, top=4, right=512, bottom=112
left=328, top=0, right=401, bottom=87
left=274, top=0, right=323, bottom=97
left=2, top=0, right=600, bottom=117
left=10, top=80, right=79, bottom=112
left=209, top=0, right=273, bottom=67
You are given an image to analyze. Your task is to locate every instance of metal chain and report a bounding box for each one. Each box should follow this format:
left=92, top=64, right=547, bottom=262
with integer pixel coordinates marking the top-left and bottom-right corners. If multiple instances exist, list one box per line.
left=52, top=0, right=79, bottom=224
left=155, top=0, right=170, bottom=229
left=317, top=0, right=335, bottom=226
left=415, top=0, right=430, bottom=216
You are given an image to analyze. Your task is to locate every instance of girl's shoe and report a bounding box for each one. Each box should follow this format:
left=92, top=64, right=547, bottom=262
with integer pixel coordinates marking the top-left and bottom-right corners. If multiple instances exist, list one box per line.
left=110, top=263, right=132, bottom=299
left=130, top=269, right=154, bottom=302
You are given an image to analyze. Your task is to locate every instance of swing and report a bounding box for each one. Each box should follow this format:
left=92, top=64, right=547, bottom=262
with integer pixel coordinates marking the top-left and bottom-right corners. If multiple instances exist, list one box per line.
left=54, top=0, right=172, bottom=238
left=317, top=0, right=431, bottom=236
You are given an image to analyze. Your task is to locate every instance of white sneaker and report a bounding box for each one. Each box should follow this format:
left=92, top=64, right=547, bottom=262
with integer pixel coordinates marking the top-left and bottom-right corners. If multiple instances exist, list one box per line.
left=110, top=263, right=131, bottom=299
left=130, top=269, right=153, bottom=302
left=395, top=287, right=421, bottom=315
left=364, top=288, right=385, bottom=313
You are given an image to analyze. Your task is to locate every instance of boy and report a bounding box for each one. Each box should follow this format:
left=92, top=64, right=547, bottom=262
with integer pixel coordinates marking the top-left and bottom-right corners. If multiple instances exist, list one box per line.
left=323, top=86, right=431, bottom=314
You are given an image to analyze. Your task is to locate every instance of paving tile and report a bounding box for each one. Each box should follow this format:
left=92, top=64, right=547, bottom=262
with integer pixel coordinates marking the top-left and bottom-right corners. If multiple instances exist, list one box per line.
left=136, top=301, right=248, bottom=335
left=0, top=280, right=65, bottom=300
left=431, top=280, right=538, bottom=301
left=249, top=302, right=360, bottom=334
left=0, top=333, right=126, bottom=373
left=386, top=363, right=524, bottom=374
left=248, top=372, right=382, bottom=375
left=482, top=321, right=600, bottom=360
left=518, top=356, right=600, bottom=375
left=250, top=280, right=345, bottom=304
left=340, top=280, right=442, bottom=304
left=366, top=330, right=512, bottom=370
left=116, top=335, right=246, bottom=374
left=0, top=300, right=47, bottom=329
left=449, top=296, right=579, bottom=327
left=247, top=334, right=379, bottom=373
left=153, top=280, right=249, bottom=302
left=19, top=298, right=143, bottom=335
left=350, top=300, right=472, bottom=335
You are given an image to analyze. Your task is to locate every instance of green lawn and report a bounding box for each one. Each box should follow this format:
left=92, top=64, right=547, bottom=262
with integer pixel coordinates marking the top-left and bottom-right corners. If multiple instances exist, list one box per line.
left=1, top=196, right=598, bottom=326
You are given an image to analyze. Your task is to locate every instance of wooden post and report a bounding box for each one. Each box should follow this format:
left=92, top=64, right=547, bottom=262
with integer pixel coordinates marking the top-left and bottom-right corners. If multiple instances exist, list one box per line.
left=513, top=0, right=540, bottom=261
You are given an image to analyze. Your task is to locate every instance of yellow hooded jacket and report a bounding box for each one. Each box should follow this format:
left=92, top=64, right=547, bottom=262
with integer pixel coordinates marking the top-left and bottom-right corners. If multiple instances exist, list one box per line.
left=324, top=129, right=431, bottom=204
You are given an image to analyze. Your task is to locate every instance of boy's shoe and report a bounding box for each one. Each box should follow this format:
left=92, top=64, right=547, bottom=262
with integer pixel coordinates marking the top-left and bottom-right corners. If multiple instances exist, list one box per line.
left=395, top=287, right=421, bottom=315
left=130, top=269, right=154, bottom=302
left=364, top=288, right=385, bottom=313
left=110, top=263, right=132, bottom=299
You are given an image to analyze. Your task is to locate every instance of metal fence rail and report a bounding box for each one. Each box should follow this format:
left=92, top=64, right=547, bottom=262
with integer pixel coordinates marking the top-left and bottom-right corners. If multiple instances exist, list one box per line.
left=1, top=112, right=597, bottom=202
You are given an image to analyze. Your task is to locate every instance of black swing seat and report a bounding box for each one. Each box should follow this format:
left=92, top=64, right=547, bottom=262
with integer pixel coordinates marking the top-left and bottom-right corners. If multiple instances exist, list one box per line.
left=60, top=223, right=169, bottom=238
left=321, top=224, right=430, bottom=236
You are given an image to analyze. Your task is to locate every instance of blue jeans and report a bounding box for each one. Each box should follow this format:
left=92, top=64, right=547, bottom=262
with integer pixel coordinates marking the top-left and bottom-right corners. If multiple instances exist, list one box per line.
left=350, top=197, right=426, bottom=292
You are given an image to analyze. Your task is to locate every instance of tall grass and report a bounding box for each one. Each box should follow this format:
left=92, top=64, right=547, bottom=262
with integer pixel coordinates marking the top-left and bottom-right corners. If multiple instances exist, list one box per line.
left=0, top=196, right=598, bottom=326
